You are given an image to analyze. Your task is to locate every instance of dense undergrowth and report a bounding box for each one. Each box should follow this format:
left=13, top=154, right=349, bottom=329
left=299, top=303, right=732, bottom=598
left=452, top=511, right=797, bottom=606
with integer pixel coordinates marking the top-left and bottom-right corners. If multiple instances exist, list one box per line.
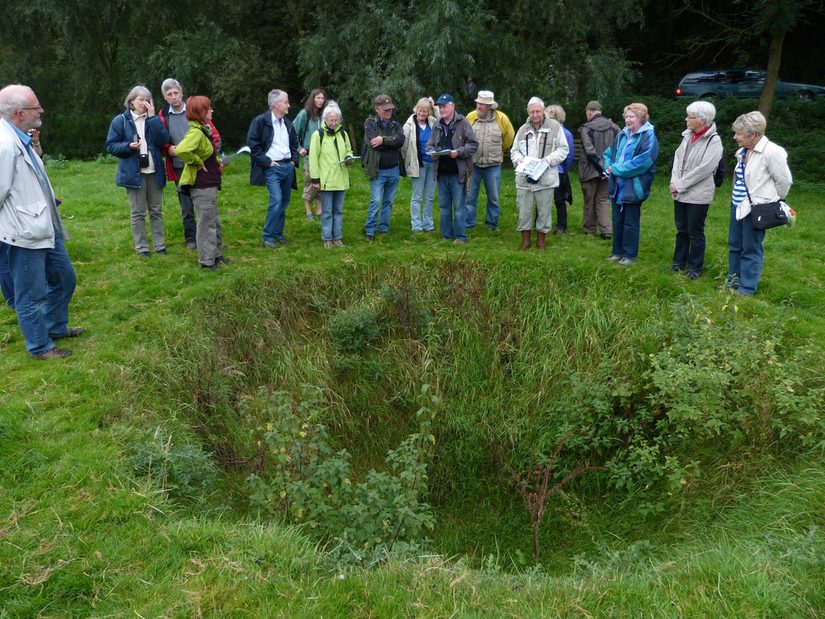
left=126, top=259, right=825, bottom=572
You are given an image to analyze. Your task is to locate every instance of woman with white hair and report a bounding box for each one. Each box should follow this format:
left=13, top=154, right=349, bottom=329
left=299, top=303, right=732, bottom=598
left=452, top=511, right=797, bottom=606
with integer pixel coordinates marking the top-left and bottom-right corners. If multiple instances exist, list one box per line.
left=668, top=100, right=723, bottom=279
left=105, top=85, right=170, bottom=258
left=725, top=111, right=792, bottom=295
left=309, top=102, right=354, bottom=248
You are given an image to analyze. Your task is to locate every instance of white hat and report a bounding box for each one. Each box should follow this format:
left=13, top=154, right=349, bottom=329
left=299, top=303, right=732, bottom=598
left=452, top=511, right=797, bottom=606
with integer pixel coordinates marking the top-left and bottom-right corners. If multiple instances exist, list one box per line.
left=475, top=90, right=498, bottom=109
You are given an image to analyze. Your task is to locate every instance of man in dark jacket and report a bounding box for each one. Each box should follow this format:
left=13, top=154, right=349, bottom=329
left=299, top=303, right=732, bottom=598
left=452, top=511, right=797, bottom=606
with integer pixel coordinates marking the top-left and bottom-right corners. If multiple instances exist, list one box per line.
left=247, top=89, right=300, bottom=248
left=363, top=94, right=405, bottom=241
left=578, top=100, right=619, bottom=239
left=427, top=93, right=478, bottom=244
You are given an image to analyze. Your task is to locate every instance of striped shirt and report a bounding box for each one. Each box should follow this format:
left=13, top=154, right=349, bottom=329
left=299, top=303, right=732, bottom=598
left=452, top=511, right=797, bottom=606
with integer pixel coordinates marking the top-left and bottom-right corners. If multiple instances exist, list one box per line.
left=731, top=149, right=748, bottom=207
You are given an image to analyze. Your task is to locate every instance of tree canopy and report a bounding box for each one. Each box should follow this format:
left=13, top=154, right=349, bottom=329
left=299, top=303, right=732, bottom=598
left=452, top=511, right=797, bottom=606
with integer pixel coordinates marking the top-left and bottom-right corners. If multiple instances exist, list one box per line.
left=1, top=0, right=823, bottom=156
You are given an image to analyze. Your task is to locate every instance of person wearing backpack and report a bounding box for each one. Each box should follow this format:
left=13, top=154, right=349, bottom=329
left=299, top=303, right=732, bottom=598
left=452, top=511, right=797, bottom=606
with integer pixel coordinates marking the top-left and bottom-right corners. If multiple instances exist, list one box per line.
left=578, top=101, right=619, bottom=239
left=309, top=103, right=354, bottom=248
left=292, top=88, right=327, bottom=221
left=669, top=101, right=723, bottom=280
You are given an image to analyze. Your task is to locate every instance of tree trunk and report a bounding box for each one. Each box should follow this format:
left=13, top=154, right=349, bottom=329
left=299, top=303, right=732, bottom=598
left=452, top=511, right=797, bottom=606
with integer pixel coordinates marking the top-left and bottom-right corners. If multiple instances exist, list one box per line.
left=759, top=32, right=786, bottom=119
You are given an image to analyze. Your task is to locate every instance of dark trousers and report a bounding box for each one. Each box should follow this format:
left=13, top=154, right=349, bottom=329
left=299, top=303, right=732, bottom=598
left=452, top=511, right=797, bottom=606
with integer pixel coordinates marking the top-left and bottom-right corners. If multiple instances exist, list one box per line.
left=672, top=200, right=710, bottom=272
left=553, top=171, right=571, bottom=229
left=611, top=201, right=641, bottom=260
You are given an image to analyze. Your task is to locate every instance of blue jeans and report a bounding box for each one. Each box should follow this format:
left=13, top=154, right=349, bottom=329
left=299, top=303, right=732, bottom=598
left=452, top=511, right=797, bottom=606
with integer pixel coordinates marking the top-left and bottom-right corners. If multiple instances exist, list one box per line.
left=320, top=190, right=345, bottom=241
left=727, top=204, right=765, bottom=295
left=0, top=242, right=14, bottom=308
left=3, top=232, right=76, bottom=355
left=464, top=164, right=501, bottom=229
left=410, top=162, right=436, bottom=231
left=263, top=164, right=295, bottom=242
left=672, top=200, right=710, bottom=272
left=365, top=167, right=400, bottom=235
left=611, top=201, right=642, bottom=260
left=437, top=174, right=467, bottom=241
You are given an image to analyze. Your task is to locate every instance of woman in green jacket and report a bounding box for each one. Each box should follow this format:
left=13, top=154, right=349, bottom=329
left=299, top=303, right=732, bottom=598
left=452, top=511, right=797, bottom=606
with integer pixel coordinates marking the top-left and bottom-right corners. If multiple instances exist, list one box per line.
left=309, top=103, right=354, bottom=248
left=175, top=96, right=229, bottom=270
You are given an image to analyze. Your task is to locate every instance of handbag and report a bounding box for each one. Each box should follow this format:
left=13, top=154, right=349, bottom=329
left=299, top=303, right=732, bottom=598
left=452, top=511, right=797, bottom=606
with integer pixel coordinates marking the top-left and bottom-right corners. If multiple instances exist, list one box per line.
left=743, top=170, right=789, bottom=230
left=750, top=201, right=788, bottom=230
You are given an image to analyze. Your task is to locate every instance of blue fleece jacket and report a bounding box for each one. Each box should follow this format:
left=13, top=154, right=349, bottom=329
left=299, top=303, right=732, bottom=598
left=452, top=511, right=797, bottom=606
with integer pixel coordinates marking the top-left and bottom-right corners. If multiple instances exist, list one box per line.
left=603, top=121, right=659, bottom=205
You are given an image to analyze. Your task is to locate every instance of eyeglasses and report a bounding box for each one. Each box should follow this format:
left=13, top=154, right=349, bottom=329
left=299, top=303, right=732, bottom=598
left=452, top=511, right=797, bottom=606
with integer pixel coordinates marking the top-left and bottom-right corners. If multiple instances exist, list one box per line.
left=18, top=106, right=43, bottom=111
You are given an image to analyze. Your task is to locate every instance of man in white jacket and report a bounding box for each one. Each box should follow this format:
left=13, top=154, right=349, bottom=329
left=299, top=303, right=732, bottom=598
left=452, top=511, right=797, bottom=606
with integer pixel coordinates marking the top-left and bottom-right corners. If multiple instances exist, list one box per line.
left=0, top=84, right=83, bottom=359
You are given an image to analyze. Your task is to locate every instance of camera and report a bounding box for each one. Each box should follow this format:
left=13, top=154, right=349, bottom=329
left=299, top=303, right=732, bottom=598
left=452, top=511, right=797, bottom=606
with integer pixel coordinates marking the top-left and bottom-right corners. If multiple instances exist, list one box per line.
left=138, top=153, right=150, bottom=168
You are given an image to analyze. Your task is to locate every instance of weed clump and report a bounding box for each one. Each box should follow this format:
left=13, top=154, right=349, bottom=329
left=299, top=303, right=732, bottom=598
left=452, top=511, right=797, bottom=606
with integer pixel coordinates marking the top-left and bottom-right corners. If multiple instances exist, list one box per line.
left=130, top=426, right=217, bottom=499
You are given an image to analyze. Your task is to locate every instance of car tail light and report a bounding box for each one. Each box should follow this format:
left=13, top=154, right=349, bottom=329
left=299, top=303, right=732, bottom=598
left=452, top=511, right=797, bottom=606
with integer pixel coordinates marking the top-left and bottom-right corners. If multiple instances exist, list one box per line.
left=675, top=88, right=683, bottom=96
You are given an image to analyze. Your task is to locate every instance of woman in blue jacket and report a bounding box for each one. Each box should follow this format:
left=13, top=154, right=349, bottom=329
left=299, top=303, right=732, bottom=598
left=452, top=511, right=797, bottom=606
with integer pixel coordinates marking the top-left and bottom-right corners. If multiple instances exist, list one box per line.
left=603, top=102, right=659, bottom=265
left=105, top=85, right=170, bottom=258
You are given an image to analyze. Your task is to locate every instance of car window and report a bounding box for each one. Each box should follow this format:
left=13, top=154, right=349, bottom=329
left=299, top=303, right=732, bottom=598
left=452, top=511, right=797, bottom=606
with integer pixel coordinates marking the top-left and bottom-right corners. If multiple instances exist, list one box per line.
left=725, top=70, right=746, bottom=83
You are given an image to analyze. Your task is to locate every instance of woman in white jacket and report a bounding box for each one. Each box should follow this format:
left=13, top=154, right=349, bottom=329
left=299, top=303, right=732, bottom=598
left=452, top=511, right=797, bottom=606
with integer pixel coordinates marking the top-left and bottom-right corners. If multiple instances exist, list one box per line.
left=669, top=101, right=723, bottom=279
left=402, top=98, right=437, bottom=232
left=725, top=111, right=792, bottom=296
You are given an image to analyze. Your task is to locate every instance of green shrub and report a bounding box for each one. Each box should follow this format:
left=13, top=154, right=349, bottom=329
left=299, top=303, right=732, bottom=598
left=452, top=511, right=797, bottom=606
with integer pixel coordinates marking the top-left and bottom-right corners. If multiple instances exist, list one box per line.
left=245, top=385, right=436, bottom=565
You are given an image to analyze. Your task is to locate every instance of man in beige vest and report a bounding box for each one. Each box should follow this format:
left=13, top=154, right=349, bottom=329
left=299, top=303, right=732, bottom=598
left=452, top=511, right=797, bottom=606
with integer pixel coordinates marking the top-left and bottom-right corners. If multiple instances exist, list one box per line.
left=464, top=90, right=514, bottom=231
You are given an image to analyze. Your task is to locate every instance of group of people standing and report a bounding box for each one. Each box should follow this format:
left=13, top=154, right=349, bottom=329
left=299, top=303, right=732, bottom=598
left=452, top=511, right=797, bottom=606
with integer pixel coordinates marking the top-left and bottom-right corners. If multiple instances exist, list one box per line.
left=0, top=79, right=794, bottom=360
left=105, top=79, right=230, bottom=271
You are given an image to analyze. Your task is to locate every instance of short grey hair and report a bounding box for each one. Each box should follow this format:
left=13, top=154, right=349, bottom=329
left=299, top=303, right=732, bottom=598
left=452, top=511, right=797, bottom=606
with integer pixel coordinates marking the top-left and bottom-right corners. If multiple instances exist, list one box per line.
left=686, top=100, right=716, bottom=126
left=0, top=84, right=33, bottom=118
left=268, top=89, right=286, bottom=108
left=545, top=104, right=566, bottom=123
left=732, top=111, right=766, bottom=137
left=161, top=78, right=183, bottom=95
left=322, top=101, right=341, bottom=123
left=124, top=85, right=153, bottom=110
left=527, top=96, right=545, bottom=110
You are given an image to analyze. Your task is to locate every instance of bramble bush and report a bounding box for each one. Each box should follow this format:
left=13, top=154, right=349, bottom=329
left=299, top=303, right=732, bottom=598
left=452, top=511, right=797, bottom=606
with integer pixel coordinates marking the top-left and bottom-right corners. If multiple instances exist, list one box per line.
left=245, top=385, right=437, bottom=566
left=549, top=298, right=825, bottom=505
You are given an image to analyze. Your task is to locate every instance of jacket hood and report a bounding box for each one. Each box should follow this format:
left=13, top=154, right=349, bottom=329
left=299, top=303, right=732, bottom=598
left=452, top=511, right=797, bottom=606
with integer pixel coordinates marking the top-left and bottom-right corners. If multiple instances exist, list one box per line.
left=622, top=121, right=654, bottom=138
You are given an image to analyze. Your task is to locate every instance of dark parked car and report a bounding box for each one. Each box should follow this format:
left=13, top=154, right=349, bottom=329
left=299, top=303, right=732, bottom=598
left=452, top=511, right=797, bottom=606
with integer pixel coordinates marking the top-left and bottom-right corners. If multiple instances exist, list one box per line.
left=675, top=69, right=825, bottom=100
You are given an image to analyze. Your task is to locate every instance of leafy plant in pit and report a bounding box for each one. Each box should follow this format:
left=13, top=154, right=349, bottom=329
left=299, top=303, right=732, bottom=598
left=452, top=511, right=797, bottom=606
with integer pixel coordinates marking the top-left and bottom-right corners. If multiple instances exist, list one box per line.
left=328, top=304, right=385, bottom=375
left=246, top=384, right=438, bottom=565
left=130, top=426, right=217, bottom=499
left=498, top=434, right=604, bottom=563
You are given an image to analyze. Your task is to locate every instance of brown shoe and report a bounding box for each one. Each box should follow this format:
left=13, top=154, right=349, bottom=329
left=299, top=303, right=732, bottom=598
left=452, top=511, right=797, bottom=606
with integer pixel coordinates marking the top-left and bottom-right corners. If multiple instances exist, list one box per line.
left=52, top=327, right=85, bottom=340
left=520, top=230, right=531, bottom=250
left=536, top=232, right=546, bottom=249
left=33, top=347, right=72, bottom=360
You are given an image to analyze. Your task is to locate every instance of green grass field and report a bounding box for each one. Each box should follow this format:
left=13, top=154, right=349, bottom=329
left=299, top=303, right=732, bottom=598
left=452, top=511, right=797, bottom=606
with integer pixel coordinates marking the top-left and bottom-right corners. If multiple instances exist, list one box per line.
left=1, top=155, right=824, bottom=617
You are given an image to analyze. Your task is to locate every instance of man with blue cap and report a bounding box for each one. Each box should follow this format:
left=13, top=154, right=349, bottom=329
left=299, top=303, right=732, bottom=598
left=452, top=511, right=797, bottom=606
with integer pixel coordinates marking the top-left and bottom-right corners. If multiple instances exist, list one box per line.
left=426, top=94, right=478, bottom=243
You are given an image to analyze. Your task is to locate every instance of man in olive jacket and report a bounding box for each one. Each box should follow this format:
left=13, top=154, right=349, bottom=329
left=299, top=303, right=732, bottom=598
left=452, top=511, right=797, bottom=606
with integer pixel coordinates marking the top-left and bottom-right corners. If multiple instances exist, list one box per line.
left=363, top=94, right=405, bottom=240
left=578, top=100, right=619, bottom=239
